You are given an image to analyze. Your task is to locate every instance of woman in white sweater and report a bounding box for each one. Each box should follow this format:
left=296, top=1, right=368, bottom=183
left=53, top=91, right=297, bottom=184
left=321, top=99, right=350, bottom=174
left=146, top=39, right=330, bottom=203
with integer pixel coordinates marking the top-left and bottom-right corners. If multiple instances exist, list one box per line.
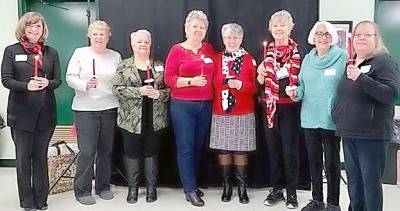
left=66, top=20, right=121, bottom=206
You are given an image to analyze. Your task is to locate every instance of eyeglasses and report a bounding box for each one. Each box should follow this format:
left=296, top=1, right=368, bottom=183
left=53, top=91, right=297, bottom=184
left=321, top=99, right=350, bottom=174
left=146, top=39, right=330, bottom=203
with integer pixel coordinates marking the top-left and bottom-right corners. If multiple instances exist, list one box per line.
left=315, top=31, right=332, bottom=38
left=353, top=33, right=376, bottom=38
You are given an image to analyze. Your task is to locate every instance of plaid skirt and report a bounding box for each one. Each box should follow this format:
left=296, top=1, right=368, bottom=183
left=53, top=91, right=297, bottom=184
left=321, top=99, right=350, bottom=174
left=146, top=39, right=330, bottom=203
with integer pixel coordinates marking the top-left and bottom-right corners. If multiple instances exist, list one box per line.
left=209, top=113, right=256, bottom=152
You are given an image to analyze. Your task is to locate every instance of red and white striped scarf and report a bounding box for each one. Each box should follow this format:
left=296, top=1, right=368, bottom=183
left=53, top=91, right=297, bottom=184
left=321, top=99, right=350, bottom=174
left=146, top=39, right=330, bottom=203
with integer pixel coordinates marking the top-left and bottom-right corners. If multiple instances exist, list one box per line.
left=261, top=38, right=300, bottom=128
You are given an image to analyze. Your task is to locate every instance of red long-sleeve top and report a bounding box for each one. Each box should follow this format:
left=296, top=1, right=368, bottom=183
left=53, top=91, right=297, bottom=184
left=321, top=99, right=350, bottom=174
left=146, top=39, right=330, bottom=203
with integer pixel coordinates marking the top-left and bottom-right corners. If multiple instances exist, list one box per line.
left=164, top=42, right=215, bottom=100
left=212, top=51, right=258, bottom=115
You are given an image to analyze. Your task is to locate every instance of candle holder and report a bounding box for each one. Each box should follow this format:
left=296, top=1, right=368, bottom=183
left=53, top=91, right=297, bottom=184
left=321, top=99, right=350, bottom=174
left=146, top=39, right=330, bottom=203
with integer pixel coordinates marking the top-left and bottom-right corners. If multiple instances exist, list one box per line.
left=346, top=59, right=356, bottom=66
left=144, top=78, right=155, bottom=84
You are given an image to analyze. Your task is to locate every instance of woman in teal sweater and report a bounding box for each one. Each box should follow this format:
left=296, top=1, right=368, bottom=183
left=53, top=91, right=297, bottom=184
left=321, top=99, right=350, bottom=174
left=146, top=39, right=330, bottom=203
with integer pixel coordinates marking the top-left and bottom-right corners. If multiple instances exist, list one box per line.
left=287, top=21, right=347, bottom=211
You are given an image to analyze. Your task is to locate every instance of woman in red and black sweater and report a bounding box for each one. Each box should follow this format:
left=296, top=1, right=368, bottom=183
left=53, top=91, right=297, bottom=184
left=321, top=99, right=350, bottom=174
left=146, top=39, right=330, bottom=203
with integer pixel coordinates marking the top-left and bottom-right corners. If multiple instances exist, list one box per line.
left=256, top=10, right=301, bottom=209
left=210, top=23, right=257, bottom=204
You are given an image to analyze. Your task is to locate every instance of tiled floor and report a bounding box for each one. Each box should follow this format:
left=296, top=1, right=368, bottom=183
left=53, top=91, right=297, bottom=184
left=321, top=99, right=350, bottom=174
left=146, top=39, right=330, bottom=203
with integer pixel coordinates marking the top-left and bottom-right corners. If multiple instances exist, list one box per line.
left=0, top=167, right=399, bottom=211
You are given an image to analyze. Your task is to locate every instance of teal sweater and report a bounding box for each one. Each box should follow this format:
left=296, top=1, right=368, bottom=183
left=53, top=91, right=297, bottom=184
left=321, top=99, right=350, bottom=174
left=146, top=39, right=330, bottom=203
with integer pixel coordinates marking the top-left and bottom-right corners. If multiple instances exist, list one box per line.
left=296, top=45, right=347, bottom=130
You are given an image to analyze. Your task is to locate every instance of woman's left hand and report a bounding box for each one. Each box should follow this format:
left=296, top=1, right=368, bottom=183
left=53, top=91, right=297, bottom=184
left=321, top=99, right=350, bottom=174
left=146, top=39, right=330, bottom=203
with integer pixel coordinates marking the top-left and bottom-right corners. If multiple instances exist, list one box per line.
left=227, top=79, right=242, bottom=90
left=346, top=65, right=361, bottom=81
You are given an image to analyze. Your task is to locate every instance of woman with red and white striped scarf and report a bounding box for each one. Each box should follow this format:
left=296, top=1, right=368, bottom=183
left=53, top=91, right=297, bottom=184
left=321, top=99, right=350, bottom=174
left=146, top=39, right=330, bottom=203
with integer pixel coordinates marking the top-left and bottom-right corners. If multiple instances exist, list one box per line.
left=256, top=9, right=301, bottom=209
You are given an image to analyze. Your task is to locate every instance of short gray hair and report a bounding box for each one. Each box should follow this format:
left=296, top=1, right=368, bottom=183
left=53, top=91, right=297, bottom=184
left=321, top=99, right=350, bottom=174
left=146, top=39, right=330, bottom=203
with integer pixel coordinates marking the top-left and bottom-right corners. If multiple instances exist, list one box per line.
left=130, top=29, right=152, bottom=42
left=185, top=10, right=209, bottom=29
left=268, top=10, right=294, bottom=32
left=221, top=23, right=244, bottom=38
left=307, top=21, right=338, bottom=45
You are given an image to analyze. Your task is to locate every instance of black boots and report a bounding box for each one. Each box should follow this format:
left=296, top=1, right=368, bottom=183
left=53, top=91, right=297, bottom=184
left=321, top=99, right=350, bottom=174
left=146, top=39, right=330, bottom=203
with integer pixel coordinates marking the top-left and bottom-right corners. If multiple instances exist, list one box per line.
left=235, top=165, right=249, bottom=204
left=144, top=156, right=158, bottom=203
left=125, top=156, right=140, bottom=204
left=124, top=156, right=158, bottom=203
left=221, top=165, right=233, bottom=202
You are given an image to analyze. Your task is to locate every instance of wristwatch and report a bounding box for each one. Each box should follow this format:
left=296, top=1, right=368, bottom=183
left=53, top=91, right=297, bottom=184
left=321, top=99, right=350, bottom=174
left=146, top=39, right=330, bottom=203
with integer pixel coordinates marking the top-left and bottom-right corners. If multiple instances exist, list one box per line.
left=187, top=79, right=191, bottom=86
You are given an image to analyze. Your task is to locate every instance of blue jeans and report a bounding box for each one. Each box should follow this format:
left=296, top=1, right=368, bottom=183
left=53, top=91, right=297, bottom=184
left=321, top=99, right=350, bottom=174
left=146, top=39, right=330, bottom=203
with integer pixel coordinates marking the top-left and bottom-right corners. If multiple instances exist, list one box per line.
left=170, top=99, right=212, bottom=192
left=343, top=138, right=388, bottom=211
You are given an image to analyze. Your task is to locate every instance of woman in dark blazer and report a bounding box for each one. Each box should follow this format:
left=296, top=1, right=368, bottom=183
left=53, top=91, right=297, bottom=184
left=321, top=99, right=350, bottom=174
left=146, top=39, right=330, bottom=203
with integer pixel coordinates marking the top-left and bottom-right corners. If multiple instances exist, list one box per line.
left=1, top=12, right=61, bottom=211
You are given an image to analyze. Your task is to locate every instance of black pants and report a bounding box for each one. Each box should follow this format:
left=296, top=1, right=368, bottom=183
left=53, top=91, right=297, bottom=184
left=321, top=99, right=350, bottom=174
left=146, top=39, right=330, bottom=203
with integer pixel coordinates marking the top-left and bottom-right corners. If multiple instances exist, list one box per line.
left=262, top=103, right=299, bottom=193
left=304, top=128, right=341, bottom=205
left=73, top=108, right=117, bottom=197
left=11, top=126, right=55, bottom=209
left=343, top=138, right=387, bottom=211
left=120, top=127, right=163, bottom=159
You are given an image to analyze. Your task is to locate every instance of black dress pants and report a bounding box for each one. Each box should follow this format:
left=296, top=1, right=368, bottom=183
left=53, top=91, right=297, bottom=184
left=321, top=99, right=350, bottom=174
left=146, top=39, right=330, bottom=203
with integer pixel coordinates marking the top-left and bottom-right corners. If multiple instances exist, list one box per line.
left=11, top=126, right=55, bottom=209
left=304, top=128, right=341, bottom=205
left=262, top=103, right=299, bottom=193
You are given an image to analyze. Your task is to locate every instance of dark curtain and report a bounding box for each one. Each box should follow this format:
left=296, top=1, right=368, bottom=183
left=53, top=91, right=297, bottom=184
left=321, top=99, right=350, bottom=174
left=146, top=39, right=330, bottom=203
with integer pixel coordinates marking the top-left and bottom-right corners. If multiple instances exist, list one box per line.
left=100, top=0, right=318, bottom=190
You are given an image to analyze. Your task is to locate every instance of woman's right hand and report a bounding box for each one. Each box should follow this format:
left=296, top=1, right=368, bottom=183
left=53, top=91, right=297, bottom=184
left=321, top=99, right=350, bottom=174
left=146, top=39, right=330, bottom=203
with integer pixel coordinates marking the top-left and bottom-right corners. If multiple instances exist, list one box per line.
left=140, top=85, right=152, bottom=96
left=27, top=78, right=42, bottom=91
left=86, top=78, right=98, bottom=90
left=285, top=86, right=298, bottom=101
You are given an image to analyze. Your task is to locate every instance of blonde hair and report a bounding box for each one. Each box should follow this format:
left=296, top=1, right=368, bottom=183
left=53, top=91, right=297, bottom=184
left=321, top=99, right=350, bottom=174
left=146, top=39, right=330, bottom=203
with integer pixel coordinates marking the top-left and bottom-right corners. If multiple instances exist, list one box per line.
left=221, top=23, right=244, bottom=38
left=87, top=20, right=112, bottom=38
left=268, top=10, right=294, bottom=32
left=307, top=21, right=338, bottom=45
left=185, top=10, right=209, bottom=30
left=353, top=20, right=388, bottom=56
left=15, top=11, right=49, bottom=42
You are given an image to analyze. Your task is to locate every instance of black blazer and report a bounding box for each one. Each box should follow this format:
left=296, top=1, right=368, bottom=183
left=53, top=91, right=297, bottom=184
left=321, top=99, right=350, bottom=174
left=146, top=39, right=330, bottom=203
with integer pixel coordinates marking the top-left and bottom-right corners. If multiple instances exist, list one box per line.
left=1, top=43, right=61, bottom=132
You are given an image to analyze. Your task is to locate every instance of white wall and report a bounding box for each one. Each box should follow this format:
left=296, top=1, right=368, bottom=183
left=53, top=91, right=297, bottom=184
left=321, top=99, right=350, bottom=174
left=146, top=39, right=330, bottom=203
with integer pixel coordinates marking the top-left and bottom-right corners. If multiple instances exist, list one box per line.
left=320, top=0, right=375, bottom=30
left=0, top=0, right=18, bottom=159
left=0, top=0, right=377, bottom=160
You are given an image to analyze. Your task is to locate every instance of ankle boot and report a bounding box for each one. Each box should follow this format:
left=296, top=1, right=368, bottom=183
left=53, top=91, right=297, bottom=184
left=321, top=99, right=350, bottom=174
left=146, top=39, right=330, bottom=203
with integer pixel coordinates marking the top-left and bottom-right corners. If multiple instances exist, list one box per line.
left=235, top=165, right=249, bottom=204
left=124, top=156, right=140, bottom=203
left=221, top=165, right=232, bottom=202
left=144, top=156, right=158, bottom=203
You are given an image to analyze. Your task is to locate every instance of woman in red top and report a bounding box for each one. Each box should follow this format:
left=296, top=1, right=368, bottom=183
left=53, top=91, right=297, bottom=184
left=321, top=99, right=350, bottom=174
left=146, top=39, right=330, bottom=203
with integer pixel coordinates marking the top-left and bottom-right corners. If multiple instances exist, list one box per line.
left=164, top=9, right=214, bottom=207
left=256, top=10, right=301, bottom=209
left=209, top=23, right=257, bottom=204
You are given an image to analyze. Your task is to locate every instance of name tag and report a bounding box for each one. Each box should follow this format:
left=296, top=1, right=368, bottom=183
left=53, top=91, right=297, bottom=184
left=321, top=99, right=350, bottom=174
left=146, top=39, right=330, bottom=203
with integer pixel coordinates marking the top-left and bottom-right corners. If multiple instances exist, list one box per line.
left=154, top=65, right=164, bottom=72
left=360, top=65, right=371, bottom=73
left=15, top=54, right=27, bottom=62
left=276, top=67, right=289, bottom=80
left=324, top=68, right=336, bottom=76
left=203, top=57, right=213, bottom=64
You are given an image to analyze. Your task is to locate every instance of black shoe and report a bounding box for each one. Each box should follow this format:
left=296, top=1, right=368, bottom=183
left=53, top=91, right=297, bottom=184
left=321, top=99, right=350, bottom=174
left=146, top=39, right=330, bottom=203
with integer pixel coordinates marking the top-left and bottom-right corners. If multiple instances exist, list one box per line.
left=264, top=189, right=285, bottom=206
left=126, top=186, right=138, bottom=204
left=185, top=191, right=205, bottom=207
left=221, top=183, right=232, bottom=202
left=301, top=200, right=325, bottom=211
left=235, top=165, right=249, bottom=204
left=195, top=189, right=204, bottom=197
left=146, top=187, right=158, bottom=203
left=221, top=165, right=232, bottom=202
left=24, top=208, right=37, bottom=211
left=286, top=193, right=298, bottom=209
left=37, top=205, right=48, bottom=210
left=325, top=203, right=341, bottom=211
left=144, top=156, right=158, bottom=203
